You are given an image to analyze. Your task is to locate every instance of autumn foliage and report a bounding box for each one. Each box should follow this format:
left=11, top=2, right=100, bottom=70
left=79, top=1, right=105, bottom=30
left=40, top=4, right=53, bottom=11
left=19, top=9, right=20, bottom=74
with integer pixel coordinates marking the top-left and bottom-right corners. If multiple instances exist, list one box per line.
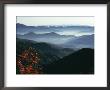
left=16, top=47, right=42, bottom=74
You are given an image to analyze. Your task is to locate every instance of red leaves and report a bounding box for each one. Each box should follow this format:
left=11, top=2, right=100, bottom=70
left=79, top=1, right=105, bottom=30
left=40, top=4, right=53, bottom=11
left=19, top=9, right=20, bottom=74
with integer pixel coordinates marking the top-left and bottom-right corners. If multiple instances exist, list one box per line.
left=16, top=47, right=42, bottom=74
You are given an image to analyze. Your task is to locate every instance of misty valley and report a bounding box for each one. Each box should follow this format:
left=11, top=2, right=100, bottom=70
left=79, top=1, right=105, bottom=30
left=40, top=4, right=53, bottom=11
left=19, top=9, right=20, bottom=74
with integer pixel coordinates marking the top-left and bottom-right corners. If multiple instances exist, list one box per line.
left=16, top=23, right=94, bottom=74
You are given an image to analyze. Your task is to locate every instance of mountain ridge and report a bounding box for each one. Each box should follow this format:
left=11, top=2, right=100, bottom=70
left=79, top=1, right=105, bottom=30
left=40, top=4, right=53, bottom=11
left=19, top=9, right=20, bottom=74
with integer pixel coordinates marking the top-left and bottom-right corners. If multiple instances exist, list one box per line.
left=62, top=34, right=94, bottom=49
left=16, top=38, right=74, bottom=65
left=16, top=23, right=94, bottom=35
left=43, top=48, right=94, bottom=74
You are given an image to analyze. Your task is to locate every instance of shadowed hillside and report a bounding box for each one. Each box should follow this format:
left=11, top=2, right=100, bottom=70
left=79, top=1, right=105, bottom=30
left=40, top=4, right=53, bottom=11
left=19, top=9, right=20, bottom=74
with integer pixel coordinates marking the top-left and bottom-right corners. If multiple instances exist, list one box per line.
left=43, top=48, right=94, bottom=74
left=16, top=38, right=74, bottom=65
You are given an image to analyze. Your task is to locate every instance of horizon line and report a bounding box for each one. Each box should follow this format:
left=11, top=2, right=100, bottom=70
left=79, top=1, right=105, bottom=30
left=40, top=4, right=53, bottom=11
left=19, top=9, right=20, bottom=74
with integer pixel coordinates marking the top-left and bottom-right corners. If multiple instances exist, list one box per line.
left=16, top=23, right=94, bottom=27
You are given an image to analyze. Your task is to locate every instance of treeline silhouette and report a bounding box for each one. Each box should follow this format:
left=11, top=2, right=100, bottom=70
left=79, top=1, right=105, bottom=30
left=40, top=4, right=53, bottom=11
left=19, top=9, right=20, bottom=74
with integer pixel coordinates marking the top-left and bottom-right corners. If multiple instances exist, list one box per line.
left=43, top=48, right=94, bottom=74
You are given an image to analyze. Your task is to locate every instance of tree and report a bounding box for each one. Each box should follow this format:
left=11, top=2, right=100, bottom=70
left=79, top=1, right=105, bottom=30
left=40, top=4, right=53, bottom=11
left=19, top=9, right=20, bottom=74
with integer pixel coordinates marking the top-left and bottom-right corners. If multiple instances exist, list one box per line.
left=16, top=47, right=42, bottom=74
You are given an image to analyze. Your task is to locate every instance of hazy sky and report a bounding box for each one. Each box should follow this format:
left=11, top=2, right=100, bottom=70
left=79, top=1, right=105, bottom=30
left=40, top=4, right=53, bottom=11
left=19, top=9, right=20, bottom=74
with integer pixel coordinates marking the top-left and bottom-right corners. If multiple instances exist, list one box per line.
left=17, top=16, right=94, bottom=26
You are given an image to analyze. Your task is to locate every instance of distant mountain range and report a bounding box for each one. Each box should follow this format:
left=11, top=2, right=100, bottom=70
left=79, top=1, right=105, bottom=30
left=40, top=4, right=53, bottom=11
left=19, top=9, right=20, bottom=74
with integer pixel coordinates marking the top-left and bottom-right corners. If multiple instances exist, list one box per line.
left=16, top=23, right=94, bottom=35
left=17, top=32, right=75, bottom=44
left=17, top=32, right=75, bottom=38
left=17, top=31, right=94, bottom=49
left=16, top=23, right=94, bottom=49
left=62, top=34, right=94, bottom=49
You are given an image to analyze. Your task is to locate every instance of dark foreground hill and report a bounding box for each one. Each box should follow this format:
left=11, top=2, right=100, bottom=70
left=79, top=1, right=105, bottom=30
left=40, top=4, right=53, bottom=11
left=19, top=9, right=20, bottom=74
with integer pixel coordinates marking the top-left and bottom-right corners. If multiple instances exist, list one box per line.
left=43, top=48, right=94, bottom=74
